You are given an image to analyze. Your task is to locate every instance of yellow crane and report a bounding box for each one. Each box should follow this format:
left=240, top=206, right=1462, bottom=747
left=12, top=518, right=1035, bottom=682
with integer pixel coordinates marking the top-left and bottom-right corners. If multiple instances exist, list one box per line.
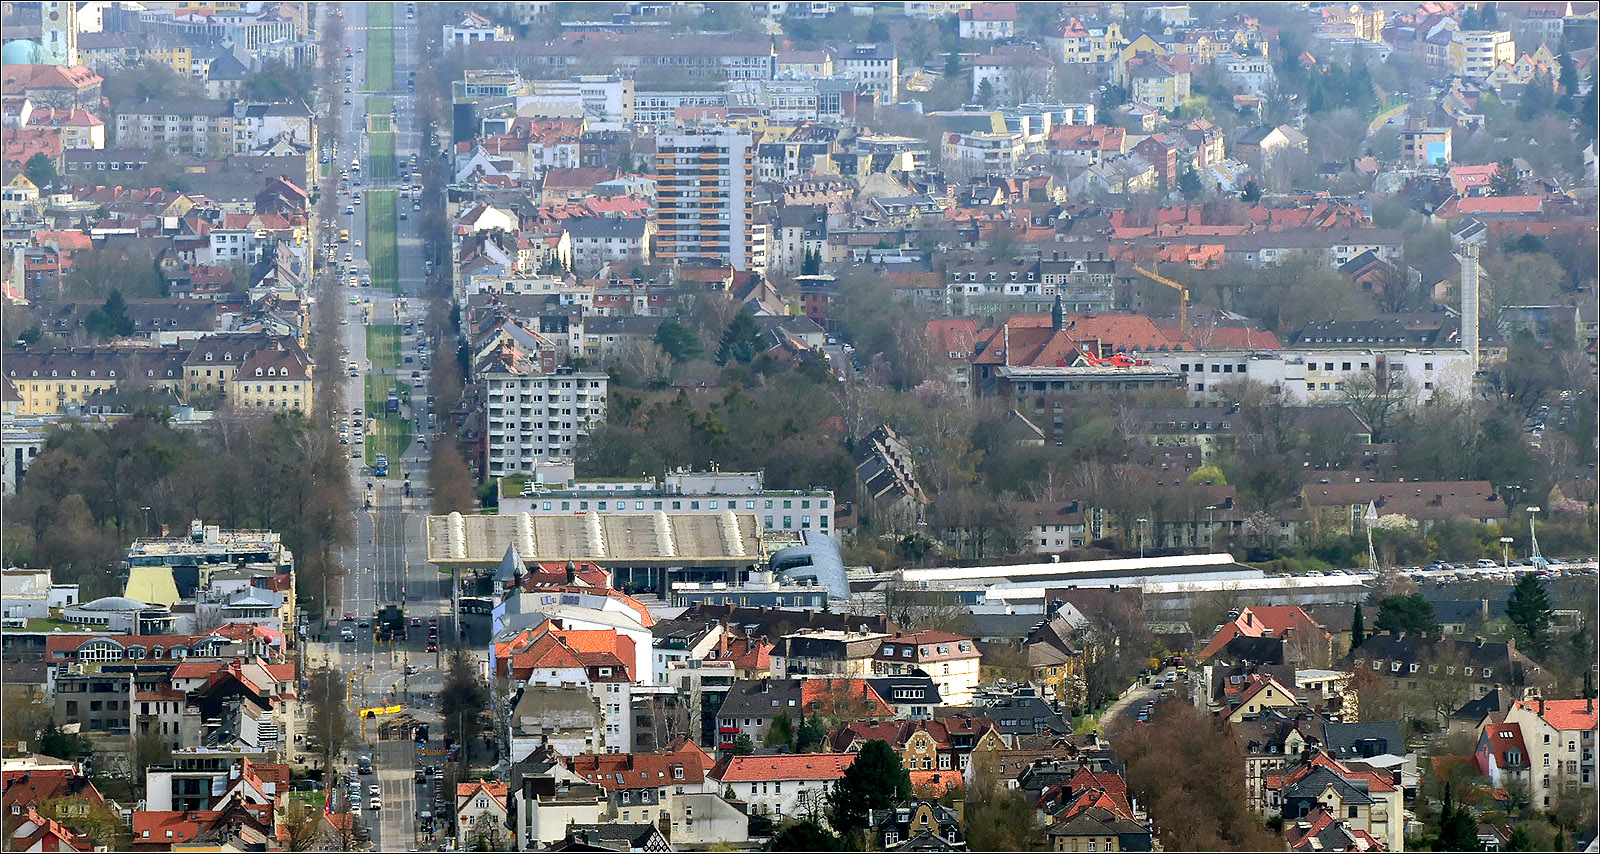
left=1132, top=264, right=1190, bottom=331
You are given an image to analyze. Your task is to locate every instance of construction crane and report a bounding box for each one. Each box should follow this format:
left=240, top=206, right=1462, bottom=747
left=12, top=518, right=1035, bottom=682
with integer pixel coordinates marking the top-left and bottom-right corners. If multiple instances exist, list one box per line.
left=1132, top=264, right=1190, bottom=331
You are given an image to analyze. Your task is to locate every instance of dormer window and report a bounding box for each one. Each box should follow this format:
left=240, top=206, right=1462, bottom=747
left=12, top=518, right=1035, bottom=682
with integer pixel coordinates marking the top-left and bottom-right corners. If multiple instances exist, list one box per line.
left=206, top=352, right=213, bottom=360
left=256, top=368, right=263, bottom=376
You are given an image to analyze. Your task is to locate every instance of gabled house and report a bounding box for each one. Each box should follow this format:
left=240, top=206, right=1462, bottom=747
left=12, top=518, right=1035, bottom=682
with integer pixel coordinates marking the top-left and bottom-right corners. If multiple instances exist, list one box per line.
left=456, top=780, right=510, bottom=850
left=865, top=800, right=967, bottom=850
left=1264, top=750, right=1403, bottom=853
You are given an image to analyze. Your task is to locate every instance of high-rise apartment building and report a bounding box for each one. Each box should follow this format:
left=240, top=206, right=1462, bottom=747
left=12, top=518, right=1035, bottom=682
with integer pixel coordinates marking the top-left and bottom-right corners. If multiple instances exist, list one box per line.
left=654, top=128, right=755, bottom=270
left=482, top=348, right=609, bottom=478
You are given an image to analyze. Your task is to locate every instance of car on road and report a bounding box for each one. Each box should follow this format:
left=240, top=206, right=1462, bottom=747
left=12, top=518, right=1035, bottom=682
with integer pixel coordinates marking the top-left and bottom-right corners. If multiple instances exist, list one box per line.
left=343, top=612, right=355, bottom=621
left=357, top=619, right=370, bottom=628
left=426, top=643, right=437, bottom=652
left=369, top=797, right=381, bottom=811
left=369, top=785, right=380, bottom=797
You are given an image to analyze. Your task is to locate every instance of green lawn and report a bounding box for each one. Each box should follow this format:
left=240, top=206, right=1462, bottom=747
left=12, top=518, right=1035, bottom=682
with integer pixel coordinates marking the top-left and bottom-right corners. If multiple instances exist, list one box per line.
left=369, top=131, right=396, bottom=181
left=365, top=3, right=394, bottom=92
left=366, top=324, right=401, bottom=370
left=363, top=374, right=412, bottom=471
left=364, top=190, right=398, bottom=291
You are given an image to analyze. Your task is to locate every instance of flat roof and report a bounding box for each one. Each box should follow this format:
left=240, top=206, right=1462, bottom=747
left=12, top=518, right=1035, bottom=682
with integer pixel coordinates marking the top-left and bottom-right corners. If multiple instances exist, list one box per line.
left=425, top=511, right=766, bottom=568
left=900, top=553, right=1241, bottom=584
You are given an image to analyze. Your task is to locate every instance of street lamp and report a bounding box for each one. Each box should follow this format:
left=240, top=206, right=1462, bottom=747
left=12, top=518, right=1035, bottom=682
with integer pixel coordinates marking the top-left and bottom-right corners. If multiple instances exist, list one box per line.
left=1205, top=505, right=1218, bottom=548
left=1500, top=536, right=1514, bottom=568
left=1136, top=518, right=1148, bottom=560
left=140, top=506, right=154, bottom=536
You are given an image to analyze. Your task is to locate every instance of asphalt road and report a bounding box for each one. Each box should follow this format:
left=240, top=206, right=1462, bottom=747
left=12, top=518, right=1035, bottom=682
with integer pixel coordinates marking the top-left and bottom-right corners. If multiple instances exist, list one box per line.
left=1100, top=666, right=1177, bottom=731
left=306, top=2, right=449, bottom=849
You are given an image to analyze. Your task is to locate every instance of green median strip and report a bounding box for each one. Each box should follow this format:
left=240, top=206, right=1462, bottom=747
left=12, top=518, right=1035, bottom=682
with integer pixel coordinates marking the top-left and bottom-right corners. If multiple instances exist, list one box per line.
left=362, top=374, right=412, bottom=470
left=365, top=324, right=400, bottom=370
left=370, top=131, right=396, bottom=181
left=364, top=190, right=398, bottom=292
left=365, top=3, right=394, bottom=92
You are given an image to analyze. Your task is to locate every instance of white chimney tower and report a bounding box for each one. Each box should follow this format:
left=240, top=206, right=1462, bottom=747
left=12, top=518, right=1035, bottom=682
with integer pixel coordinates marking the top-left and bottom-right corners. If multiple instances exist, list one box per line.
left=1460, top=243, right=1479, bottom=372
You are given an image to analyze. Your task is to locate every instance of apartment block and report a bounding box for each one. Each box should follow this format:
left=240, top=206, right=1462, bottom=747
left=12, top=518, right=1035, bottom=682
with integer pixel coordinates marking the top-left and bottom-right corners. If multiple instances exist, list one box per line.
left=483, top=356, right=609, bottom=477
left=1450, top=30, right=1515, bottom=80
left=654, top=128, right=755, bottom=271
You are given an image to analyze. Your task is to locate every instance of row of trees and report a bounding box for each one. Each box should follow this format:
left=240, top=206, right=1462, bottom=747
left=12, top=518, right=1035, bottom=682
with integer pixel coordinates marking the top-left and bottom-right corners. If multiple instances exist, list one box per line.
left=3, top=410, right=354, bottom=614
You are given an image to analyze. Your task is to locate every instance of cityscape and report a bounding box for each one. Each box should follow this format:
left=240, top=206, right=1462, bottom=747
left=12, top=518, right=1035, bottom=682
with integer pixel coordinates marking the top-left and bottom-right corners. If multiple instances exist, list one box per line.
left=0, top=1, right=1596, bottom=852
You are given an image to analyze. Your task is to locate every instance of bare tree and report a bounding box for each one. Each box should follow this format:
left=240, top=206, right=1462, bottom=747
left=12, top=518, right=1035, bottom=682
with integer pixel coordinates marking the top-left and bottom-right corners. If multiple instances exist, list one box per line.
left=1339, top=369, right=1416, bottom=443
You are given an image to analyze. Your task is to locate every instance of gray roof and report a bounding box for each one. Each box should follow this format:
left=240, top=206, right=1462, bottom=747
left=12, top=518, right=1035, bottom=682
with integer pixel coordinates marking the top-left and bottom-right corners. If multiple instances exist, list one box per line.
left=865, top=676, right=943, bottom=707
left=564, top=217, right=649, bottom=240
left=1433, top=599, right=1505, bottom=625
left=1321, top=721, right=1406, bottom=760
left=583, top=316, right=661, bottom=335
left=769, top=531, right=849, bottom=601
left=80, top=596, right=147, bottom=611
left=241, top=100, right=312, bottom=118
left=1283, top=766, right=1373, bottom=805
left=119, top=98, right=233, bottom=117
left=715, top=678, right=804, bottom=719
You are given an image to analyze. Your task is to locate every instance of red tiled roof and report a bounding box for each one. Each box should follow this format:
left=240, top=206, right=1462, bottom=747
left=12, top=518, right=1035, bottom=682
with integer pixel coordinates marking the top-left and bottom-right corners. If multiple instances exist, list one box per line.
left=1285, top=805, right=1383, bottom=852
left=2, top=64, right=103, bottom=90
left=1450, top=196, right=1547, bottom=216
left=800, top=678, right=895, bottom=717
left=569, top=746, right=712, bottom=791
left=1480, top=722, right=1529, bottom=771
left=132, top=810, right=211, bottom=844
left=455, top=780, right=508, bottom=804
left=1, top=767, right=106, bottom=811
left=1198, top=606, right=1330, bottom=660
left=712, top=754, right=855, bottom=783
left=1515, top=699, right=1599, bottom=732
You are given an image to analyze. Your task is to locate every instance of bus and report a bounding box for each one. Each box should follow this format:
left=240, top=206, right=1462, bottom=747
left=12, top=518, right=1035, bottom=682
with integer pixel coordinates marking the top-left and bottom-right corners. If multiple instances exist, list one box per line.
left=375, top=458, right=388, bottom=477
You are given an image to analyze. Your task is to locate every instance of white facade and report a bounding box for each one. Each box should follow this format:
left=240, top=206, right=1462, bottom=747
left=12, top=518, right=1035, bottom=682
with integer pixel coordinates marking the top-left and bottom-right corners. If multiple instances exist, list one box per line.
left=483, top=370, right=608, bottom=477
left=942, top=131, right=1025, bottom=176
left=710, top=759, right=849, bottom=822
left=1451, top=30, right=1515, bottom=80
left=1144, top=349, right=1475, bottom=405
left=444, top=18, right=512, bottom=47
left=523, top=76, right=634, bottom=127
left=1216, top=52, right=1275, bottom=95
left=959, top=6, right=1016, bottom=40
left=456, top=785, right=510, bottom=850
left=1501, top=702, right=1597, bottom=810
left=518, top=782, right=605, bottom=848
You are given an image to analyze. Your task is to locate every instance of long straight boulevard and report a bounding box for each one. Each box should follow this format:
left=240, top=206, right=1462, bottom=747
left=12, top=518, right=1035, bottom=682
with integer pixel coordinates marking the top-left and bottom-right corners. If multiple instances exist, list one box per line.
left=306, top=2, right=450, bottom=849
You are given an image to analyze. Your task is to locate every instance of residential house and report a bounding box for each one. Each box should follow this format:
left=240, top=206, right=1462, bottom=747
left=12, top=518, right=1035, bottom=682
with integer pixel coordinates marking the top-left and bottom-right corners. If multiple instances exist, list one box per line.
left=456, top=780, right=510, bottom=850
left=1348, top=633, right=1545, bottom=706
left=827, top=717, right=1005, bottom=774
left=1197, top=607, right=1336, bottom=668
left=864, top=801, right=967, bottom=850
left=872, top=631, right=983, bottom=706
left=1264, top=750, right=1404, bottom=853
left=1498, top=698, right=1597, bottom=809
left=709, top=754, right=854, bottom=822
left=1126, top=55, right=1191, bottom=110
left=1283, top=805, right=1386, bottom=853
left=958, top=3, right=1017, bottom=40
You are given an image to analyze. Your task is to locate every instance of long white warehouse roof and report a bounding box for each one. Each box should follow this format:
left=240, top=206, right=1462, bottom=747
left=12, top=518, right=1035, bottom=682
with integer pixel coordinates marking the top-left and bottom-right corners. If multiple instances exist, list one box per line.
left=898, top=553, right=1243, bottom=585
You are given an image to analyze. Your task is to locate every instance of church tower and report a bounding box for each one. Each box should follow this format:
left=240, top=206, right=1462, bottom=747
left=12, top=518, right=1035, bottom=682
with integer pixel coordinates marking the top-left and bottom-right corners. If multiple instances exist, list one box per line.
left=39, top=2, right=79, bottom=67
